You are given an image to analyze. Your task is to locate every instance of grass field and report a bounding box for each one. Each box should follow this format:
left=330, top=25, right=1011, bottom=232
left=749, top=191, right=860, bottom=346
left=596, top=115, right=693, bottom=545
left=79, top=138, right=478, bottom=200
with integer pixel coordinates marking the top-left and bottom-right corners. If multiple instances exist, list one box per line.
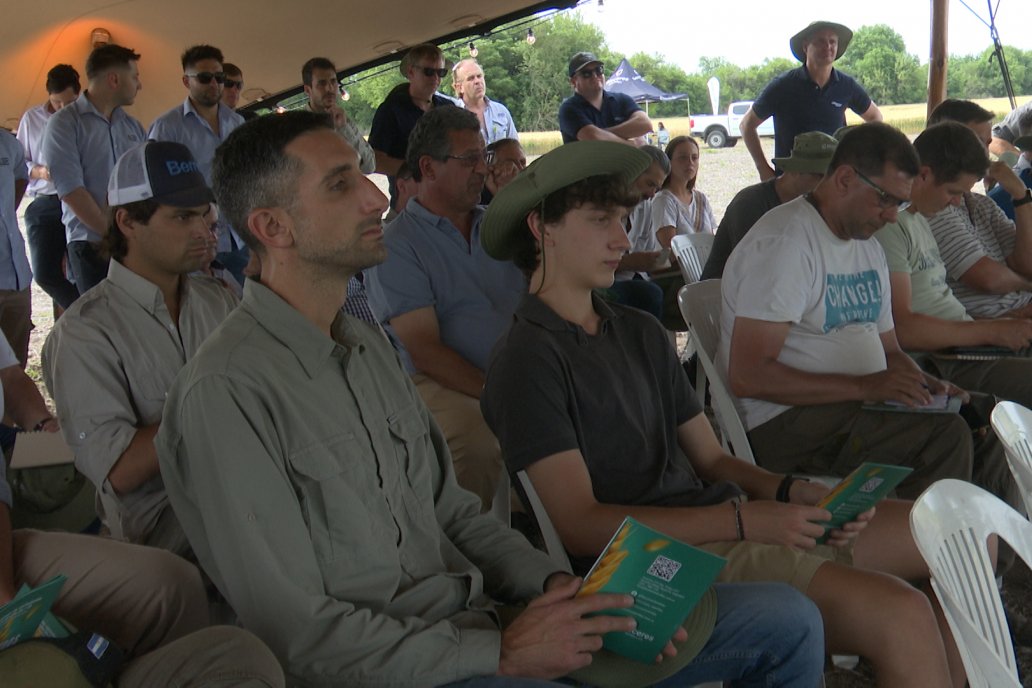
left=519, top=95, right=1032, bottom=155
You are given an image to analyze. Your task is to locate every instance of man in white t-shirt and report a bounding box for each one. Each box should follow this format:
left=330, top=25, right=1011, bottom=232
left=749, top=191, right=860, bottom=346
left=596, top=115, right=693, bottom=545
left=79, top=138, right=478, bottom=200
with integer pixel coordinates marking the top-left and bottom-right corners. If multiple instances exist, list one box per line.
left=720, top=122, right=1015, bottom=505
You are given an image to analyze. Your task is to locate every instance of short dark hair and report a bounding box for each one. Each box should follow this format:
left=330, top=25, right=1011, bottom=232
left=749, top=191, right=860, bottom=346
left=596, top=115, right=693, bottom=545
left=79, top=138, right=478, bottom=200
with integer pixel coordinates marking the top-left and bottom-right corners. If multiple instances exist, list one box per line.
left=486, top=138, right=521, bottom=155
left=402, top=44, right=444, bottom=74
left=640, top=145, right=671, bottom=176
left=927, top=99, right=994, bottom=126
left=914, top=122, right=989, bottom=183
left=828, top=122, right=920, bottom=179
left=223, top=63, right=243, bottom=78
left=510, top=175, right=640, bottom=277
left=406, top=106, right=479, bottom=182
left=396, top=160, right=415, bottom=181
left=46, top=64, right=80, bottom=95
left=302, top=57, right=336, bottom=86
left=103, top=199, right=161, bottom=261
left=212, top=110, right=334, bottom=253
left=85, top=45, right=140, bottom=80
left=181, top=45, right=223, bottom=71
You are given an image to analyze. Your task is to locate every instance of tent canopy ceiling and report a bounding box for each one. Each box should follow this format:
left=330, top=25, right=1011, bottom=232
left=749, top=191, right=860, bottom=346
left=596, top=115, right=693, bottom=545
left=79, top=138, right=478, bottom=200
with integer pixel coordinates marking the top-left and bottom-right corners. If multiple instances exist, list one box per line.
left=2, top=0, right=574, bottom=129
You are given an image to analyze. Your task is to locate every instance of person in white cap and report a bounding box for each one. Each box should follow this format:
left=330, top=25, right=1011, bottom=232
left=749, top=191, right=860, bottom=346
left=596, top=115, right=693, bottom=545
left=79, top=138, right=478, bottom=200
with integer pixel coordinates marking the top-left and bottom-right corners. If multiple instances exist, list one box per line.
left=740, top=21, right=882, bottom=181
left=42, top=140, right=237, bottom=556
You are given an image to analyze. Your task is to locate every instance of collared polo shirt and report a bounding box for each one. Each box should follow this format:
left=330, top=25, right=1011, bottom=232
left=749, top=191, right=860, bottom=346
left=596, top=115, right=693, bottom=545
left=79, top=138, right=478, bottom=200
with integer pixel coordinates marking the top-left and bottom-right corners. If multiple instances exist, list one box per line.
left=752, top=66, right=872, bottom=159
left=369, top=83, right=456, bottom=161
left=365, top=200, right=525, bottom=373
left=148, top=98, right=244, bottom=184
left=16, top=103, right=57, bottom=196
left=464, top=97, right=517, bottom=144
left=558, top=89, right=642, bottom=144
left=0, top=131, right=31, bottom=290
left=42, top=259, right=237, bottom=543
left=156, top=278, right=556, bottom=686
left=42, top=91, right=146, bottom=243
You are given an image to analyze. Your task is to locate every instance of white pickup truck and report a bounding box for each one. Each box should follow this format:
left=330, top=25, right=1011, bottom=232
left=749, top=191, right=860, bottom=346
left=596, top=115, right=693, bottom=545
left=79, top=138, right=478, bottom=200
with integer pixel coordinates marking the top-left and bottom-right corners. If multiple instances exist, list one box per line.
left=690, top=101, right=775, bottom=149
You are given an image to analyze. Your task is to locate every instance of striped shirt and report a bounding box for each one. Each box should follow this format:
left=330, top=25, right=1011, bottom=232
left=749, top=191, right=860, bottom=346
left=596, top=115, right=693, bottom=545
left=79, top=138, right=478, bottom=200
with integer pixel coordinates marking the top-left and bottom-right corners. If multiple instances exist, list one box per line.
left=927, top=191, right=1032, bottom=318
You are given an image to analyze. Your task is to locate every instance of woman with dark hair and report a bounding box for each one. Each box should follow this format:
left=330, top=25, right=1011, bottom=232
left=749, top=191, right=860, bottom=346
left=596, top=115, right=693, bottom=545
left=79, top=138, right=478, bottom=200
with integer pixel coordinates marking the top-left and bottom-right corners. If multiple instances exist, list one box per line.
left=653, top=136, right=716, bottom=247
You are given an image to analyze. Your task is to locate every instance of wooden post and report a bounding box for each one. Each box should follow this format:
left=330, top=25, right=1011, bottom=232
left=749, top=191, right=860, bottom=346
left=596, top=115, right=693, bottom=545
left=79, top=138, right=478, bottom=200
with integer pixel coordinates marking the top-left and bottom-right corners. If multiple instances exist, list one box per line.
left=927, top=0, right=949, bottom=120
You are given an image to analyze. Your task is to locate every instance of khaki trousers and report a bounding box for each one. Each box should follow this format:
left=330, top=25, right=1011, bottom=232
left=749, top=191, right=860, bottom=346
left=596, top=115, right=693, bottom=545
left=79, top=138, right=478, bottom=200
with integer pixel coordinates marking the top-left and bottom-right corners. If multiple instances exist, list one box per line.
left=12, top=529, right=284, bottom=687
left=414, top=374, right=503, bottom=512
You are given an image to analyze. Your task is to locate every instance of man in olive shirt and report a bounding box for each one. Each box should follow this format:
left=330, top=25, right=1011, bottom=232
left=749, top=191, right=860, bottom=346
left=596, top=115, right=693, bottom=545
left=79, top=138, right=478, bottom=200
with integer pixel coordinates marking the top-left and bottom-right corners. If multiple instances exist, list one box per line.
left=43, top=141, right=235, bottom=555
left=157, top=111, right=716, bottom=687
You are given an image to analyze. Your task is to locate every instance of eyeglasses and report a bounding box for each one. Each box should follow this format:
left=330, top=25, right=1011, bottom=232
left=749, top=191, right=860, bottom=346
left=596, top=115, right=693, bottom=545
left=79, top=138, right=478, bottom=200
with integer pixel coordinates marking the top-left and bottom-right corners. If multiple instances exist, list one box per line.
left=224, top=79, right=243, bottom=90
left=577, top=65, right=604, bottom=79
left=852, top=167, right=911, bottom=211
left=185, top=71, right=226, bottom=85
left=445, top=150, right=489, bottom=167
left=417, top=66, right=448, bottom=78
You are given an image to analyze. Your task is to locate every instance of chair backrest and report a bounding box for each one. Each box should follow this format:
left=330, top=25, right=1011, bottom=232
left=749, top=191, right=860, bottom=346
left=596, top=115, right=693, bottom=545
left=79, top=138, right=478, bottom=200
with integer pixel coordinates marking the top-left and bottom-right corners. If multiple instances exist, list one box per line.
left=670, top=233, right=714, bottom=284
left=677, top=279, right=756, bottom=463
left=990, top=401, right=1032, bottom=517
left=490, top=469, right=510, bottom=525
left=910, top=479, right=1027, bottom=688
left=516, top=470, right=573, bottom=573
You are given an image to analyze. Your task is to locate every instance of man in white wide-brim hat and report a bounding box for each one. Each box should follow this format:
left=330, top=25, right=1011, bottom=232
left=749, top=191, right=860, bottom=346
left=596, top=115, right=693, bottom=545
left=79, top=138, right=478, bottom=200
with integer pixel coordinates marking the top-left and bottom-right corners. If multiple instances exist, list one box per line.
left=740, top=20, right=883, bottom=182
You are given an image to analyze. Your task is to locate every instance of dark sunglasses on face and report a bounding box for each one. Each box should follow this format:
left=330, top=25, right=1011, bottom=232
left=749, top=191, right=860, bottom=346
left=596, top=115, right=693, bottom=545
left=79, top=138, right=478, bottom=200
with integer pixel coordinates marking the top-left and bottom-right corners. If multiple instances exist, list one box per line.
left=577, top=65, right=604, bottom=78
left=186, top=71, right=226, bottom=85
left=418, top=66, right=449, bottom=78
left=224, top=79, right=243, bottom=89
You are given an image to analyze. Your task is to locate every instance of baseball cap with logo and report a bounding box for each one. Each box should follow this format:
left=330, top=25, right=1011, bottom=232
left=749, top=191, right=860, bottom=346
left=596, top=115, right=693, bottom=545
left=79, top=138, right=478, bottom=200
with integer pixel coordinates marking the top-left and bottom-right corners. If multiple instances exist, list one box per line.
left=568, top=51, right=603, bottom=77
left=107, top=140, right=214, bottom=208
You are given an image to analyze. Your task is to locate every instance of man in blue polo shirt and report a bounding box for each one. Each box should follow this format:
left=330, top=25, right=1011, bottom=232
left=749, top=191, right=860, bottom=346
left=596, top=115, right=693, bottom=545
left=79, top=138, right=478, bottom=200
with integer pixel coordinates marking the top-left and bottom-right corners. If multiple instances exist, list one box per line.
left=366, top=106, right=519, bottom=512
left=42, top=44, right=146, bottom=294
left=558, top=51, right=652, bottom=145
left=740, top=21, right=882, bottom=181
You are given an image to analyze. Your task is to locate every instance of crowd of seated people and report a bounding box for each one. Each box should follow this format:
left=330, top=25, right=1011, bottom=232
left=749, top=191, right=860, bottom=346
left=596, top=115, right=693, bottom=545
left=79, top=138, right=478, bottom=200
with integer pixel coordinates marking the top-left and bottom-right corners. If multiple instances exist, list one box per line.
left=7, top=25, right=1032, bottom=688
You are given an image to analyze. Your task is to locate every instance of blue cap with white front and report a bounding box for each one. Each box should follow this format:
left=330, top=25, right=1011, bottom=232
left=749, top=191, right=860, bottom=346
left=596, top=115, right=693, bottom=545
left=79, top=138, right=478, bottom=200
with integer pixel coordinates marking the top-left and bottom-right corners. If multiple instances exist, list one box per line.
left=108, top=140, right=214, bottom=208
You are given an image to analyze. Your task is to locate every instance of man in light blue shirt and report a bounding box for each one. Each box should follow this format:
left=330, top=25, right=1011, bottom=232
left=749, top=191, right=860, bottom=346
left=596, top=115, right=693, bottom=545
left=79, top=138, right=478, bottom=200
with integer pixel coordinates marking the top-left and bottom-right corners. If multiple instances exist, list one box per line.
left=16, top=64, right=81, bottom=309
left=0, top=131, right=31, bottom=365
left=451, top=59, right=517, bottom=144
left=149, top=44, right=248, bottom=286
left=366, top=106, right=522, bottom=511
left=42, top=44, right=146, bottom=295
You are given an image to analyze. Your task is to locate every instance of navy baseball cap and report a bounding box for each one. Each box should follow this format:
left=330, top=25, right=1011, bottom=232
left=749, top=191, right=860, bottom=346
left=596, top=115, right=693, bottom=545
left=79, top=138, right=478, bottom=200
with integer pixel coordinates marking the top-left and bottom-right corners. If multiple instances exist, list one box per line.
left=107, top=140, right=214, bottom=208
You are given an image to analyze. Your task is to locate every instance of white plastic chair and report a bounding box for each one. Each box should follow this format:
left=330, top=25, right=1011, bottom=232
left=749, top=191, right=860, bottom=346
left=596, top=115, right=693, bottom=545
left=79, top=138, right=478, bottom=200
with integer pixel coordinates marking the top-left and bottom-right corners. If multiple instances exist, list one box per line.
left=910, top=479, right=1029, bottom=688
left=677, top=279, right=755, bottom=460
left=515, top=470, right=573, bottom=573
left=990, top=401, right=1032, bottom=517
left=671, top=233, right=715, bottom=285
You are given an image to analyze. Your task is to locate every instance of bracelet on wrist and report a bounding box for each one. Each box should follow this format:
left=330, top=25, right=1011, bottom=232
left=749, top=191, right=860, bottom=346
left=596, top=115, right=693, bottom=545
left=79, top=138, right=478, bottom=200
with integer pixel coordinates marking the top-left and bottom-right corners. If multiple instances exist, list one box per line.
left=732, top=499, right=745, bottom=541
left=776, top=475, right=801, bottom=503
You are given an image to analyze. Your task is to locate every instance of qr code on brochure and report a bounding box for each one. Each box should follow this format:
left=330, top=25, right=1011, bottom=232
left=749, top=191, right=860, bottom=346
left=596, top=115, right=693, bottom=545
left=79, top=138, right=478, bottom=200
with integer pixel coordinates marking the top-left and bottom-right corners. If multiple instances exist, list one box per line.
left=646, top=555, right=681, bottom=582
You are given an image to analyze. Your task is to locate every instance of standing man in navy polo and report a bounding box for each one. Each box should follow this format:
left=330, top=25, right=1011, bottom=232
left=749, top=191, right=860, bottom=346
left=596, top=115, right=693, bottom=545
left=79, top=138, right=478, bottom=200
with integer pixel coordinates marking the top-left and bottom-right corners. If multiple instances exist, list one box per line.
left=42, top=44, right=146, bottom=295
left=740, top=21, right=882, bottom=181
left=557, top=52, right=652, bottom=145
left=149, top=44, right=248, bottom=287
left=369, top=43, right=454, bottom=209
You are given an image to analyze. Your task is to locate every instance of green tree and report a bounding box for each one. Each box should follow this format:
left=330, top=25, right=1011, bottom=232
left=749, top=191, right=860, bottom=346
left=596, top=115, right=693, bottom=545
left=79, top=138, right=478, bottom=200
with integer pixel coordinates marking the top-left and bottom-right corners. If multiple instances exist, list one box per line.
left=836, top=25, right=924, bottom=105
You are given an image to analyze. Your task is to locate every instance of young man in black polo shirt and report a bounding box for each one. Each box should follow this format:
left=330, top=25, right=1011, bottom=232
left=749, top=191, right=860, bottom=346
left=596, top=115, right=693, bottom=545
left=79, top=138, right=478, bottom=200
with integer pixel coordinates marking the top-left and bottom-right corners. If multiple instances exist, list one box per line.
left=480, top=140, right=967, bottom=688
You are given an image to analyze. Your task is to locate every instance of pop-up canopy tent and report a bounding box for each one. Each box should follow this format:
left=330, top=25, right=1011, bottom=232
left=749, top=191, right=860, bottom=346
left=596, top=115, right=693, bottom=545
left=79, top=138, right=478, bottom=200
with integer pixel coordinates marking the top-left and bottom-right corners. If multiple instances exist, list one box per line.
left=604, top=58, right=687, bottom=115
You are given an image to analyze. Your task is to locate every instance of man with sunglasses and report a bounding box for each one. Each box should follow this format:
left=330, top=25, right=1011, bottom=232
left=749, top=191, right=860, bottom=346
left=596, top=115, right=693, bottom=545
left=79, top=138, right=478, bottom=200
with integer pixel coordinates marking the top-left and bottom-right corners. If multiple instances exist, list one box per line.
left=558, top=51, right=651, bottom=145
left=149, top=45, right=248, bottom=287
left=370, top=43, right=454, bottom=208
left=301, top=57, right=375, bottom=174
left=42, top=44, right=146, bottom=295
left=367, top=106, right=521, bottom=512
left=720, top=123, right=1016, bottom=507
left=221, top=63, right=255, bottom=121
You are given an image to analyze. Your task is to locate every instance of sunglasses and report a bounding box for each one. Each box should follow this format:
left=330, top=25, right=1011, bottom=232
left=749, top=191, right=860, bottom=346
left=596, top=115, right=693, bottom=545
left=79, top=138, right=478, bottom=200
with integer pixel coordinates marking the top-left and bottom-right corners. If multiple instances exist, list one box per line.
left=224, top=78, right=243, bottom=90
left=186, top=71, right=226, bottom=85
left=577, top=65, right=604, bottom=78
left=852, top=167, right=911, bottom=210
left=417, top=66, right=448, bottom=78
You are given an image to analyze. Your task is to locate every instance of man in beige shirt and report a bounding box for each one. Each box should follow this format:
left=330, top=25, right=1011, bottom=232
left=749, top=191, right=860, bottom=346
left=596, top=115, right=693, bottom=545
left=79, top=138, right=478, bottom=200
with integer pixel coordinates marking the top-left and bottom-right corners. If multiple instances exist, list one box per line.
left=43, top=141, right=236, bottom=555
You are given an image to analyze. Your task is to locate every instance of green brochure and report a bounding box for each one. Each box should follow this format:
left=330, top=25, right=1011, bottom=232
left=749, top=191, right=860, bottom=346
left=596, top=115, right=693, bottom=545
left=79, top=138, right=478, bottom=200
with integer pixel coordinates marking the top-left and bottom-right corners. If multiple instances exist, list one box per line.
left=814, top=462, right=913, bottom=543
left=0, top=574, right=67, bottom=649
left=577, top=517, right=726, bottom=664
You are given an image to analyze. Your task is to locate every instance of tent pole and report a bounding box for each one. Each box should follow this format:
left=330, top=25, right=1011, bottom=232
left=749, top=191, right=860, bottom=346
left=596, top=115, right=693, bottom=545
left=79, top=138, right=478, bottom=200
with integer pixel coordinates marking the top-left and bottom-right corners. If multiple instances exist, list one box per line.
left=927, top=0, right=949, bottom=119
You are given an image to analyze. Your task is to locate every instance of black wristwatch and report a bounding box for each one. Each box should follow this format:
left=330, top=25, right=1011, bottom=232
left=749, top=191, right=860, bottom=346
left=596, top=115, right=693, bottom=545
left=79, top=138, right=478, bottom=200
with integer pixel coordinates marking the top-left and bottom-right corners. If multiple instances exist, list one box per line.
left=1013, top=188, right=1032, bottom=208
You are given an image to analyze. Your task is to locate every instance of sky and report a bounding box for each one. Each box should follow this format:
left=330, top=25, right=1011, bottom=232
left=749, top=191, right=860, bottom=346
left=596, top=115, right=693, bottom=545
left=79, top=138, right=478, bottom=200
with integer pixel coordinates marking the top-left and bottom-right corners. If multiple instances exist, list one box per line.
left=575, top=0, right=1032, bottom=72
